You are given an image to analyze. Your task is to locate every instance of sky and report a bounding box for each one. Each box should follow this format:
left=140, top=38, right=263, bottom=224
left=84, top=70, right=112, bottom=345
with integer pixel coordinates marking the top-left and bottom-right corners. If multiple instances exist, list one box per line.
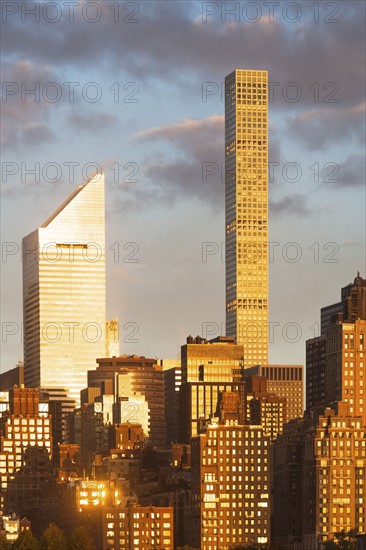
left=1, top=0, right=365, bottom=373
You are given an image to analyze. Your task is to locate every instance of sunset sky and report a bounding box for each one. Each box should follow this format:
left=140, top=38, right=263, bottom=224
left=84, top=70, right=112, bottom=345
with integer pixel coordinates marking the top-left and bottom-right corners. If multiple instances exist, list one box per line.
left=1, top=0, right=365, bottom=371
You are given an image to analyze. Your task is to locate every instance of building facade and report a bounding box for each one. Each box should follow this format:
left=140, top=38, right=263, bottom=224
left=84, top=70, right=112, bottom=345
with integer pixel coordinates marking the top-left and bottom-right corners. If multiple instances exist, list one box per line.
left=0, top=387, right=52, bottom=516
left=0, top=362, right=24, bottom=392
left=89, top=355, right=166, bottom=448
left=271, top=417, right=304, bottom=548
left=306, top=336, right=326, bottom=412
left=103, top=504, right=174, bottom=549
left=324, top=319, right=366, bottom=424
left=306, top=274, right=366, bottom=423
left=191, top=417, right=270, bottom=549
left=225, top=69, right=269, bottom=368
left=244, top=375, right=286, bottom=443
left=179, top=381, right=246, bottom=443
left=244, top=364, right=303, bottom=421
left=39, top=387, right=75, bottom=455
left=22, top=173, right=106, bottom=403
left=272, top=403, right=366, bottom=549
left=181, top=336, right=245, bottom=383
left=163, top=364, right=181, bottom=445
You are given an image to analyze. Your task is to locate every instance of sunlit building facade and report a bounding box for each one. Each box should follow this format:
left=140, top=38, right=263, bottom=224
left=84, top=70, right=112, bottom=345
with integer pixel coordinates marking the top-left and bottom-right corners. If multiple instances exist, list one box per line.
left=179, top=380, right=246, bottom=442
left=225, top=69, right=269, bottom=368
left=191, top=418, right=270, bottom=549
left=244, top=364, right=304, bottom=421
left=324, top=319, right=366, bottom=425
left=0, top=387, right=52, bottom=515
left=103, top=504, right=174, bottom=549
left=306, top=273, right=366, bottom=424
left=272, top=403, right=366, bottom=549
left=89, top=355, right=166, bottom=448
left=22, top=173, right=106, bottom=403
left=244, top=375, right=286, bottom=443
left=181, top=335, right=245, bottom=383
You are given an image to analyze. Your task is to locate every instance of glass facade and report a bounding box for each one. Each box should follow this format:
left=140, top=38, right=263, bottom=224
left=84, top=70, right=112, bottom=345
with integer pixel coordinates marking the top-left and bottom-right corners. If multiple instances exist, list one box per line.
left=225, top=69, right=268, bottom=368
left=181, top=339, right=245, bottom=384
left=22, top=174, right=106, bottom=403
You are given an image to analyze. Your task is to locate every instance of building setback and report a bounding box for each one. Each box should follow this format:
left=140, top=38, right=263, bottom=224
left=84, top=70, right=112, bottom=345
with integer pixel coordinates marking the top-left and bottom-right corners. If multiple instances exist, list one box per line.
left=244, top=375, right=286, bottom=443
left=179, top=381, right=246, bottom=443
left=244, top=364, right=303, bottom=422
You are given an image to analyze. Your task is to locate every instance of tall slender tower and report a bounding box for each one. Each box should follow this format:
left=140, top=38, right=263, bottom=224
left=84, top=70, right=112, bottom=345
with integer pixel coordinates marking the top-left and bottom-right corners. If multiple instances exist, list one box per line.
left=22, top=173, right=106, bottom=403
left=225, top=69, right=268, bottom=368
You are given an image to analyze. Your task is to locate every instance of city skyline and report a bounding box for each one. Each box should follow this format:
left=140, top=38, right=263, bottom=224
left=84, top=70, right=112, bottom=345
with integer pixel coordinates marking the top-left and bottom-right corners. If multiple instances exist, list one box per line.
left=0, top=3, right=365, bottom=548
left=1, top=2, right=365, bottom=374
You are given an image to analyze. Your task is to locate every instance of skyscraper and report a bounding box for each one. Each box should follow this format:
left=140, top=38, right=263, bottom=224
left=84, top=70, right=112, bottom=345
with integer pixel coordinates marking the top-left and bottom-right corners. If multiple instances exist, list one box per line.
left=225, top=69, right=268, bottom=368
left=306, top=273, right=366, bottom=423
left=22, top=173, right=106, bottom=403
left=272, top=403, right=366, bottom=548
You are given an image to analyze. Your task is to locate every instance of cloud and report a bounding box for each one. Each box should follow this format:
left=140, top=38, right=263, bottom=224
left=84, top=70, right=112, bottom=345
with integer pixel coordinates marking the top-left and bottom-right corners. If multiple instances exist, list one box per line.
left=0, top=60, right=60, bottom=150
left=2, top=1, right=365, bottom=110
left=131, top=115, right=223, bottom=141
left=128, top=115, right=283, bottom=209
left=111, top=114, right=281, bottom=213
left=1, top=59, right=120, bottom=151
left=69, top=112, right=119, bottom=130
left=286, top=102, right=365, bottom=150
left=341, top=240, right=361, bottom=247
left=132, top=115, right=225, bottom=206
left=334, top=153, right=366, bottom=188
left=269, top=194, right=311, bottom=217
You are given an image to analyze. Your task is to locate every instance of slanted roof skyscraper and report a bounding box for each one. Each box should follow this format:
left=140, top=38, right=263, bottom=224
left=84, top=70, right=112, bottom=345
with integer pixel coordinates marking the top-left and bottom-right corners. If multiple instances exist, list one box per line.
left=22, top=173, right=106, bottom=403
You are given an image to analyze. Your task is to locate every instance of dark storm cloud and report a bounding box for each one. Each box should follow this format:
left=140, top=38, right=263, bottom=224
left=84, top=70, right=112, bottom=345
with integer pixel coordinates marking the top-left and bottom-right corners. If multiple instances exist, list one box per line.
left=2, top=1, right=365, bottom=109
